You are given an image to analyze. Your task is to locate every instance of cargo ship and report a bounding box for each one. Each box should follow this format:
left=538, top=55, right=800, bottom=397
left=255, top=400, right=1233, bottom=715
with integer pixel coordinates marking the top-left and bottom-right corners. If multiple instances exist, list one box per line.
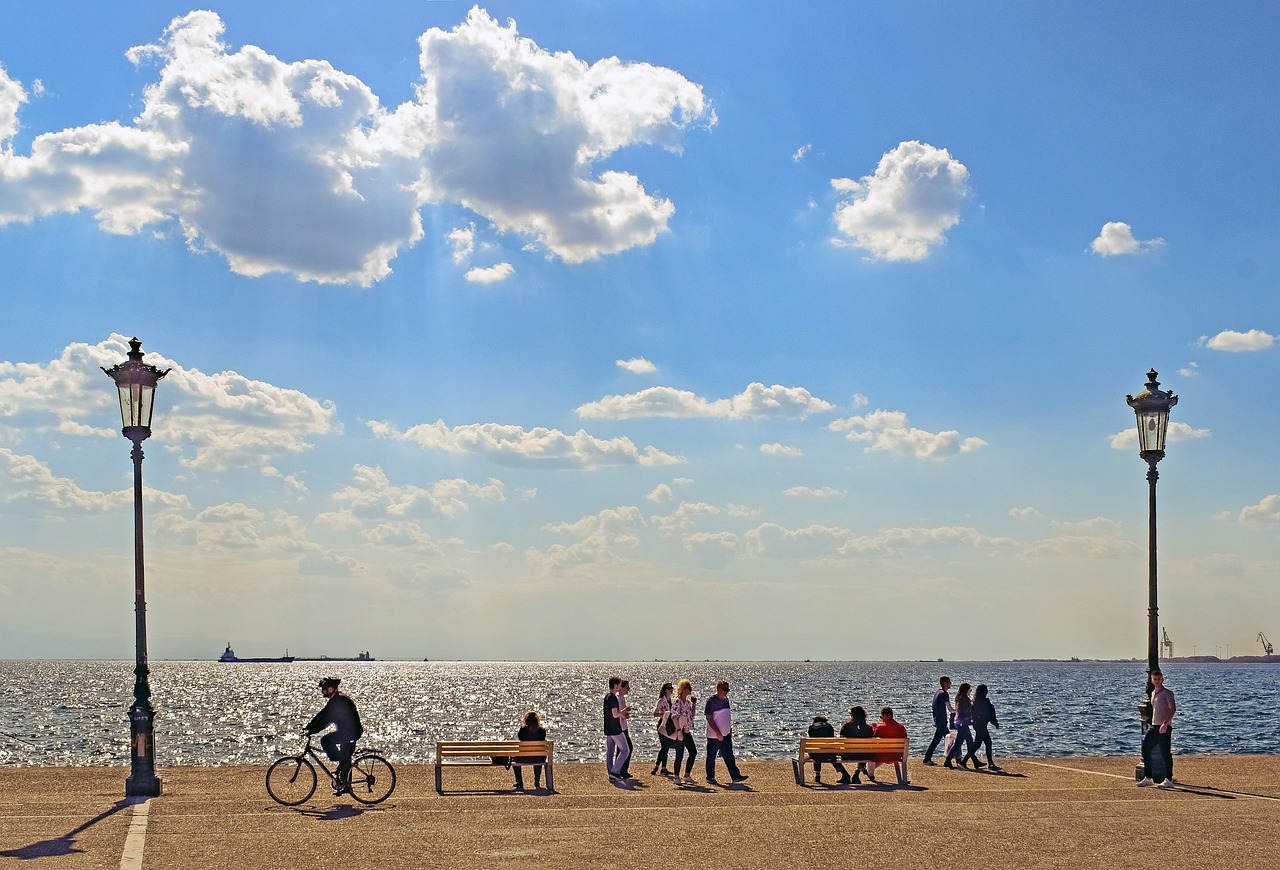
left=218, top=643, right=294, bottom=663
left=217, top=644, right=375, bottom=663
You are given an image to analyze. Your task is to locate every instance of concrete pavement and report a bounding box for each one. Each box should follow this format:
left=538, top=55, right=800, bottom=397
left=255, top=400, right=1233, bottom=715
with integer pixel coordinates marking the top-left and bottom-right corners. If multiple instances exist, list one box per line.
left=3, top=755, right=1280, bottom=868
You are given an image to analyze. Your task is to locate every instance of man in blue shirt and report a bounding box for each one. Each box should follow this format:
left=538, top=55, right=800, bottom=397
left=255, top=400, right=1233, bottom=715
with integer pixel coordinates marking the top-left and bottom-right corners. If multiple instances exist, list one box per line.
left=921, top=676, right=952, bottom=765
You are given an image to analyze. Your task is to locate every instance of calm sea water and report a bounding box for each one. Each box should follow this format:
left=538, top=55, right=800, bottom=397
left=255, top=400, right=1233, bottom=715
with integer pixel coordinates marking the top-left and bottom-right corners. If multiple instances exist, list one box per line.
left=0, top=660, right=1273, bottom=767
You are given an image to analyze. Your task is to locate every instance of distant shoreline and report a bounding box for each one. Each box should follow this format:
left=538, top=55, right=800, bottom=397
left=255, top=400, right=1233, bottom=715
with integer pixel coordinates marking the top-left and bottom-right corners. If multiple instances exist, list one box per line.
left=3, top=656, right=1278, bottom=664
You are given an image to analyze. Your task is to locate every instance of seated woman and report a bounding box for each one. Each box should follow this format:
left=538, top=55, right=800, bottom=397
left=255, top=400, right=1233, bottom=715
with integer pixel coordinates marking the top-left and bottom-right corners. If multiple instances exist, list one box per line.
left=839, top=706, right=874, bottom=783
left=514, top=710, right=547, bottom=790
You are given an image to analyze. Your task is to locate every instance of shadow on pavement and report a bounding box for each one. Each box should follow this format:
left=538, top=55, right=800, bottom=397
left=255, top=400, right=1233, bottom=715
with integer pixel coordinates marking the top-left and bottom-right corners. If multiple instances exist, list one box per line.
left=0, top=799, right=131, bottom=860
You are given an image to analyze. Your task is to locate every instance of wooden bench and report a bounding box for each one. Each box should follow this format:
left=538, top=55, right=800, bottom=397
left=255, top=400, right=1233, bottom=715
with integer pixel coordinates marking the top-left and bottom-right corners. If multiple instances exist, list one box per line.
left=434, top=740, right=554, bottom=793
left=795, top=737, right=910, bottom=786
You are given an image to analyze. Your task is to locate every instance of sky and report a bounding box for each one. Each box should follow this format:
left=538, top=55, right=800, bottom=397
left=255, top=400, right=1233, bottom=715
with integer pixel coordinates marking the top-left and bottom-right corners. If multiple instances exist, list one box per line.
left=0, top=2, right=1277, bottom=662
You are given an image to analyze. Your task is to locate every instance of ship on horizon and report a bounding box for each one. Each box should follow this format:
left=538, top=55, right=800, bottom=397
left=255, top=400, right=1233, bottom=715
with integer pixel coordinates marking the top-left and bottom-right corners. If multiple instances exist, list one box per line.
left=217, top=643, right=375, bottom=663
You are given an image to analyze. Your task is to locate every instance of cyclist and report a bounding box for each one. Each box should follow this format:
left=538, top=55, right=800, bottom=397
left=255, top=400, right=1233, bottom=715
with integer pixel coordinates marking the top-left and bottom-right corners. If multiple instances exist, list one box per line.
left=306, top=677, right=364, bottom=795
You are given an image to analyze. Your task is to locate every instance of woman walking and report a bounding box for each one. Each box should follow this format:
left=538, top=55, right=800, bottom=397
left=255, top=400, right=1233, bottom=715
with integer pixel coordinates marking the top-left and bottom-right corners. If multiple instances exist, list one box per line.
left=970, top=684, right=1000, bottom=771
left=945, top=682, right=980, bottom=769
left=670, top=679, right=698, bottom=785
left=652, top=682, right=677, bottom=776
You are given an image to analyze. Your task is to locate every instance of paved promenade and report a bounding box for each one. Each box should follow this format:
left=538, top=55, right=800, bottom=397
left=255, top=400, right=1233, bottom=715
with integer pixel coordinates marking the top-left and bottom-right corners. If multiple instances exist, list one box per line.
left=3, top=755, right=1279, bottom=869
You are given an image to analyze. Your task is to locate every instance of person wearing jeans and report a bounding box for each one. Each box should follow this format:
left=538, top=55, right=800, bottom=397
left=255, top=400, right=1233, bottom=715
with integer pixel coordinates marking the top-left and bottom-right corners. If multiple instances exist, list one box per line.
left=603, top=676, right=630, bottom=780
left=922, top=676, right=952, bottom=765
left=1139, top=669, right=1177, bottom=787
left=704, top=680, right=747, bottom=784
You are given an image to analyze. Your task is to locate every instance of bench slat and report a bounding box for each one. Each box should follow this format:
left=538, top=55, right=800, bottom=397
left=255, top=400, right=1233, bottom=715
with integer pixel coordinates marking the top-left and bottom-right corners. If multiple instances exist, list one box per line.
left=795, top=737, right=910, bottom=786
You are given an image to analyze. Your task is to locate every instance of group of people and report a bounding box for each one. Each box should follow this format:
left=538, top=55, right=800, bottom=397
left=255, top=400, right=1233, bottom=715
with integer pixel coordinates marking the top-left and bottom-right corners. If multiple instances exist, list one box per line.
left=604, top=676, right=748, bottom=786
left=806, top=706, right=908, bottom=784
left=921, top=676, right=1001, bottom=770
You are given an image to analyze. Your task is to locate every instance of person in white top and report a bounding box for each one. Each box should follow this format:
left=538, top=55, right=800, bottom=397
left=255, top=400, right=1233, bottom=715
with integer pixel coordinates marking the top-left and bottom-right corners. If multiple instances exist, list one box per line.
left=651, top=682, right=676, bottom=776
left=670, top=679, right=698, bottom=785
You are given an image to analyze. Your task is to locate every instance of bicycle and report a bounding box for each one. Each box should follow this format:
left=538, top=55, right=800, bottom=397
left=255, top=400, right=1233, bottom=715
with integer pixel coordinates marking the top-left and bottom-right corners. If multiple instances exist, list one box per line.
left=266, top=735, right=397, bottom=806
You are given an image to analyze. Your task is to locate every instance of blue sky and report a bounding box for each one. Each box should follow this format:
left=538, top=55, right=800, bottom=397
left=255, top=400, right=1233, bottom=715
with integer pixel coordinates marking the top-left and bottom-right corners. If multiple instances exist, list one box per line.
left=0, top=2, right=1276, bottom=661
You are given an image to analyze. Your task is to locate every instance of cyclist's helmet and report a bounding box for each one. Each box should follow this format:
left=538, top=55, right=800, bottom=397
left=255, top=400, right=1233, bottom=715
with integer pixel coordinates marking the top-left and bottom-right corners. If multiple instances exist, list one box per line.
left=318, top=677, right=341, bottom=690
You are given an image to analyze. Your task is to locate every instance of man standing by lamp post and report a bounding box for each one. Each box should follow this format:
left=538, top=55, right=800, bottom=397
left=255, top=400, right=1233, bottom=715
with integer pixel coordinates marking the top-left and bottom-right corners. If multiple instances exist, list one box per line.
left=103, top=337, right=170, bottom=798
left=1125, top=368, right=1178, bottom=785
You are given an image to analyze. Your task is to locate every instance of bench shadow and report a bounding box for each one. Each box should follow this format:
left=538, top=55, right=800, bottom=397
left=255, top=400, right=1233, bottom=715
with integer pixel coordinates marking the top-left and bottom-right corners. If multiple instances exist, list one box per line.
left=0, top=799, right=132, bottom=860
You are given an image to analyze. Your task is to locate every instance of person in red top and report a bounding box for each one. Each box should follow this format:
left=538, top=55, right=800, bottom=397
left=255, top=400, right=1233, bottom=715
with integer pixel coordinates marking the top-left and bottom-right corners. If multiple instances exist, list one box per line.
left=869, top=706, right=908, bottom=779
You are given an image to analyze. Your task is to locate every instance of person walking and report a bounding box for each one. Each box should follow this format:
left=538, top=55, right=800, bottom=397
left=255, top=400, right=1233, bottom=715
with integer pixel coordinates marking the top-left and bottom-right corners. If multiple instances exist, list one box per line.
left=970, top=684, right=1000, bottom=771
left=922, top=676, right=953, bottom=765
left=807, top=715, right=850, bottom=784
left=513, top=710, right=547, bottom=790
left=704, top=680, right=747, bottom=784
left=839, top=705, right=874, bottom=783
left=652, top=682, right=677, bottom=776
left=945, top=682, right=979, bottom=769
left=603, top=676, right=630, bottom=781
left=616, top=678, right=634, bottom=779
left=1139, top=668, right=1177, bottom=787
left=670, top=679, right=698, bottom=785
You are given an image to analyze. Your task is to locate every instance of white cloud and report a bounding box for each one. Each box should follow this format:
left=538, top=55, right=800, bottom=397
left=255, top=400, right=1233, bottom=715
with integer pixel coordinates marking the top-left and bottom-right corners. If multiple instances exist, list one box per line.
left=1179, top=361, right=1200, bottom=378
left=1109, top=420, right=1210, bottom=451
left=163, top=503, right=315, bottom=551
left=531, top=505, right=646, bottom=570
left=745, top=522, right=1008, bottom=560
left=830, top=140, right=969, bottom=261
left=792, top=144, right=811, bottom=163
left=1239, top=494, right=1280, bottom=524
left=1009, top=506, right=1044, bottom=520
left=331, top=464, right=504, bottom=518
left=782, top=485, right=845, bottom=499
left=645, top=483, right=674, bottom=503
left=829, top=408, right=987, bottom=460
left=464, top=262, right=514, bottom=283
left=0, top=65, right=27, bottom=144
left=0, top=9, right=712, bottom=284
left=368, top=419, right=682, bottom=468
left=1202, top=329, right=1275, bottom=352
left=1090, top=221, right=1164, bottom=256
left=851, top=393, right=869, bottom=409
left=616, top=357, right=656, bottom=374
left=0, top=447, right=187, bottom=512
left=650, top=500, right=719, bottom=534
left=760, top=443, right=803, bottom=458
left=0, top=335, right=339, bottom=474
left=683, top=531, right=738, bottom=569
left=446, top=223, right=475, bottom=263
left=577, top=382, right=833, bottom=420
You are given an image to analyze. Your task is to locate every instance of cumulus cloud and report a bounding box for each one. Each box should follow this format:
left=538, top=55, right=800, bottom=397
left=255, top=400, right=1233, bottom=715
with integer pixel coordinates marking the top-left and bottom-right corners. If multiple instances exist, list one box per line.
left=829, top=409, right=986, bottom=460
left=1239, top=494, right=1280, bottom=524
left=578, top=382, right=833, bottom=420
left=446, top=223, right=475, bottom=263
left=0, top=335, right=339, bottom=474
left=1109, top=420, right=1210, bottom=451
left=0, top=8, right=712, bottom=284
left=650, top=500, right=719, bottom=534
left=531, top=505, right=646, bottom=570
left=0, top=65, right=27, bottom=145
left=830, top=140, right=969, bottom=261
left=616, top=357, right=656, bottom=374
left=163, top=502, right=316, bottom=551
left=645, top=483, right=674, bottom=503
left=464, top=262, right=514, bottom=283
left=683, top=531, right=738, bottom=569
left=368, top=419, right=682, bottom=468
left=1201, top=329, right=1275, bottom=352
left=760, top=443, right=803, bottom=458
left=331, top=464, right=504, bottom=518
left=0, top=447, right=187, bottom=512
left=1089, top=221, right=1164, bottom=256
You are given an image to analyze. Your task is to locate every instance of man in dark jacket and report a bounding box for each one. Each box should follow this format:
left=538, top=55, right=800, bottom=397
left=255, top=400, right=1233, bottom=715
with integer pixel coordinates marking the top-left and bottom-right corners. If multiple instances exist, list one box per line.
left=808, top=715, right=850, bottom=784
left=307, top=677, right=364, bottom=794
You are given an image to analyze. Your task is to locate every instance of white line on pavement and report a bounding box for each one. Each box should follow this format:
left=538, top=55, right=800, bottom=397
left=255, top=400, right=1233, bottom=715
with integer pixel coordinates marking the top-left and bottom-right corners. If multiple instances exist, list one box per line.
left=119, top=797, right=151, bottom=870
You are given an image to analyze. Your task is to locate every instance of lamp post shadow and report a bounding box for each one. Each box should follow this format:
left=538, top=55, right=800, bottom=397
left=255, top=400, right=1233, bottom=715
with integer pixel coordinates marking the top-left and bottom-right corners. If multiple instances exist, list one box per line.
left=0, top=799, right=132, bottom=860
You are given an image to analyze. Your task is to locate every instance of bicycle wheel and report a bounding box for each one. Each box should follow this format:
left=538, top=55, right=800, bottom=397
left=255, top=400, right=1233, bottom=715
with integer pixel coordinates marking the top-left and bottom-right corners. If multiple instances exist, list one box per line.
left=347, top=753, right=396, bottom=804
left=266, top=755, right=318, bottom=806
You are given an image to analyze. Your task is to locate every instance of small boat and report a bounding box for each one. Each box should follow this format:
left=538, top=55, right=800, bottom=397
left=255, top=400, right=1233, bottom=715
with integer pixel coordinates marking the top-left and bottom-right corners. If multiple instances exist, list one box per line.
left=218, top=643, right=295, bottom=663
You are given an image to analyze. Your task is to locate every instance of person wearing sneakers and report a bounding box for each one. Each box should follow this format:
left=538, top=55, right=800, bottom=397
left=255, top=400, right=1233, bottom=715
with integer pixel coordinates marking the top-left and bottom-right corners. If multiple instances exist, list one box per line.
left=704, top=680, right=747, bottom=784
left=670, top=679, right=698, bottom=785
left=1139, top=669, right=1177, bottom=788
left=305, top=677, right=363, bottom=795
left=922, top=676, right=953, bottom=765
left=603, top=676, right=630, bottom=781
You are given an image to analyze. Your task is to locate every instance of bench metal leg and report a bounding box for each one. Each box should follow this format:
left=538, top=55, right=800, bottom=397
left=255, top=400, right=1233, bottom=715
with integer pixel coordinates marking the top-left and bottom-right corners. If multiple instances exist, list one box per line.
left=544, top=762, right=553, bottom=792
left=435, top=762, right=442, bottom=793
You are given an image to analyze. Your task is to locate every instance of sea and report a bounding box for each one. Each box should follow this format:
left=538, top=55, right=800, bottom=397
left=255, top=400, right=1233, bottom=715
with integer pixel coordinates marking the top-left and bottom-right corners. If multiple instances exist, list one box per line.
left=0, top=659, right=1272, bottom=767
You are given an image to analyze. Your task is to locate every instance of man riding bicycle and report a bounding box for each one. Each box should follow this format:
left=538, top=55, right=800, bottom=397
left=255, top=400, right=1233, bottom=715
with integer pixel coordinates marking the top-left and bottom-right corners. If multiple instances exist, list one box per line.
left=306, top=677, right=364, bottom=795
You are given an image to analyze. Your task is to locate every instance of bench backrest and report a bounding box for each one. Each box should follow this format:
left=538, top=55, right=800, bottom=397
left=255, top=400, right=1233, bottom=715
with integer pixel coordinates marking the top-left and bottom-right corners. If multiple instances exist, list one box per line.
left=436, top=740, right=553, bottom=759
left=799, top=737, right=908, bottom=754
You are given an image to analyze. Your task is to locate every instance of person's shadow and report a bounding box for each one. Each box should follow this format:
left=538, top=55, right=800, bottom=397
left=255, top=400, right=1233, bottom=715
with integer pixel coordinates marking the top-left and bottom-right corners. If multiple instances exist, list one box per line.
left=0, top=799, right=132, bottom=859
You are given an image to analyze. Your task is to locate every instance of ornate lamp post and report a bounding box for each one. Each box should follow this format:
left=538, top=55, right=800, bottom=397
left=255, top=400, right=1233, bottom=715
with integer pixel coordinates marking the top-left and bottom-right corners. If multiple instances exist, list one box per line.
left=1125, top=368, right=1177, bottom=777
left=103, top=338, right=170, bottom=797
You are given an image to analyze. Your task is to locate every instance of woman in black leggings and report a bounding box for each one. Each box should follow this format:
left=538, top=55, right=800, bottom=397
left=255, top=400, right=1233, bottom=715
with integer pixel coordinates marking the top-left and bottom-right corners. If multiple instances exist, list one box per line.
left=670, top=679, right=698, bottom=785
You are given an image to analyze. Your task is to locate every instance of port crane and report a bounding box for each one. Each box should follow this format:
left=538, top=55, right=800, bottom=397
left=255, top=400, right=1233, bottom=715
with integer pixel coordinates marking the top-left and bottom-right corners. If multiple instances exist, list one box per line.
left=1161, top=628, right=1174, bottom=659
left=1260, top=632, right=1275, bottom=657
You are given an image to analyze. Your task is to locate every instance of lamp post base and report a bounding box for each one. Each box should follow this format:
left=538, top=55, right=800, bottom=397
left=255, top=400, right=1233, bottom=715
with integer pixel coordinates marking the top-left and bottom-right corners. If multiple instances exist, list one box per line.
left=125, top=774, right=162, bottom=797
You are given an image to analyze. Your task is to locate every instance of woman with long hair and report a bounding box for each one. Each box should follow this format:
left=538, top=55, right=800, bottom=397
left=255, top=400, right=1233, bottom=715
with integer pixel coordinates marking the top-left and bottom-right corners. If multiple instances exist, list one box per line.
left=652, top=682, right=677, bottom=776
left=514, top=709, right=547, bottom=790
left=670, top=679, right=698, bottom=785
left=945, top=683, right=979, bottom=769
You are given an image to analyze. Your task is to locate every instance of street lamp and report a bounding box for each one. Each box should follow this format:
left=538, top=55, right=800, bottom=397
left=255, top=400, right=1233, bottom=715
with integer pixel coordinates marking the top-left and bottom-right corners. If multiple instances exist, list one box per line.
left=102, top=337, right=170, bottom=798
left=1125, top=368, right=1177, bottom=777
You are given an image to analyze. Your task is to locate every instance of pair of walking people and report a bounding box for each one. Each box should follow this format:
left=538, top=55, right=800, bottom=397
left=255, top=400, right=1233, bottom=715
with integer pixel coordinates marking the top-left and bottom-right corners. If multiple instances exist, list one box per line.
left=922, top=676, right=1000, bottom=771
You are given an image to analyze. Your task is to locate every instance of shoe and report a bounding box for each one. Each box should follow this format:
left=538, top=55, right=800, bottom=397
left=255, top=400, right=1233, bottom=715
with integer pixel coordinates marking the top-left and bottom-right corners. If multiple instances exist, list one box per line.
left=850, top=774, right=860, bottom=785
left=943, top=760, right=955, bottom=769
left=866, top=773, right=876, bottom=783
left=1138, top=777, right=1155, bottom=787
left=731, top=774, right=749, bottom=783
left=651, top=766, right=660, bottom=775
left=958, top=760, right=970, bottom=769
left=922, top=759, right=936, bottom=766
left=988, top=764, right=1001, bottom=772
left=814, top=774, right=822, bottom=783
left=971, top=759, right=985, bottom=768
left=705, top=776, right=718, bottom=784
left=1157, top=779, right=1174, bottom=788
